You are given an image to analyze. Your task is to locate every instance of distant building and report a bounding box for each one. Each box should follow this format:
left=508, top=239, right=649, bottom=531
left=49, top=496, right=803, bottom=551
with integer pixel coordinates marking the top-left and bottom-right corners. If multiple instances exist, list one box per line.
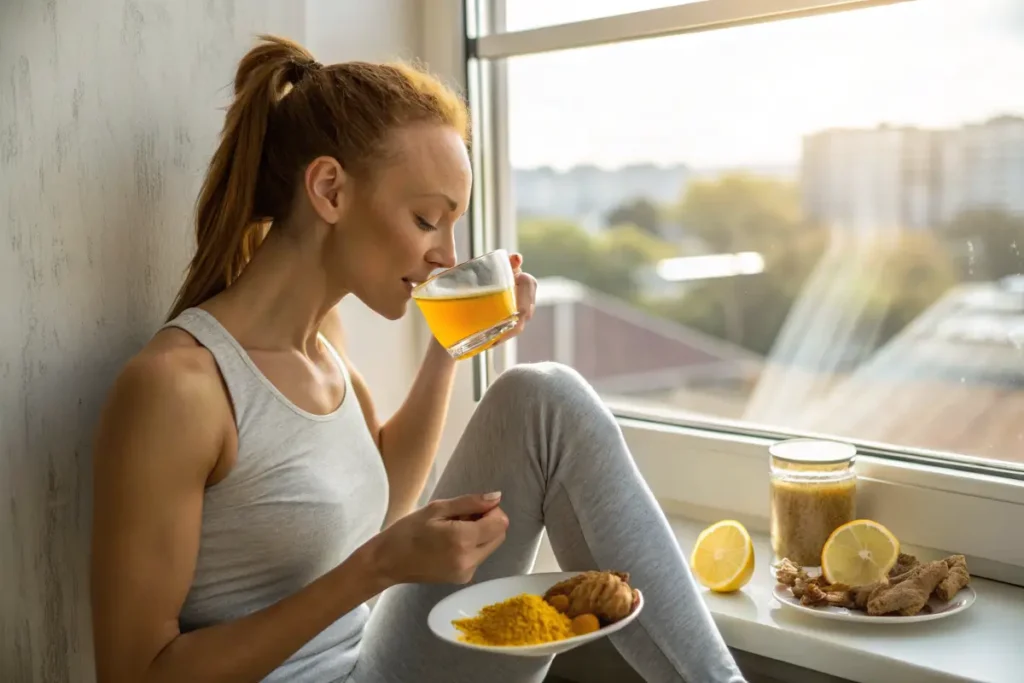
left=513, top=162, right=799, bottom=237
left=513, top=164, right=691, bottom=231
left=940, top=115, right=1024, bottom=222
left=801, top=116, right=1024, bottom=234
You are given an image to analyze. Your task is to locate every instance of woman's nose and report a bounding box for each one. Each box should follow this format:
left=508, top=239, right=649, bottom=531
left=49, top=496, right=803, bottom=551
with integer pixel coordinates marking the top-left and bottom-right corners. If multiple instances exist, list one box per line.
left=428, top=232, right=458, bottom=269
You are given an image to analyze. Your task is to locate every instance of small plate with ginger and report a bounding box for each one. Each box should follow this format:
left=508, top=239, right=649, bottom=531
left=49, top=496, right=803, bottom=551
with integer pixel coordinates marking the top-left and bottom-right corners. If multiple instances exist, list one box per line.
left=428, top=571, right=644, bottom=657
left=772, top=553, right=976, bottom=624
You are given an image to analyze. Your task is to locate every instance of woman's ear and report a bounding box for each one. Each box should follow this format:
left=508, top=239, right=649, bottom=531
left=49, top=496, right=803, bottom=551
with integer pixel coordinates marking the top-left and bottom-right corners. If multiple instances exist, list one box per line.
left=304, top=156, right=346, bottom=224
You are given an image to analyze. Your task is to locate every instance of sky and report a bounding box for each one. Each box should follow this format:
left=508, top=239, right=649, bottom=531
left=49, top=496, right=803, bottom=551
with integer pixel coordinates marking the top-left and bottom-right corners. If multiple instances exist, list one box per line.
left=504, top=0, right=1024, bottom=169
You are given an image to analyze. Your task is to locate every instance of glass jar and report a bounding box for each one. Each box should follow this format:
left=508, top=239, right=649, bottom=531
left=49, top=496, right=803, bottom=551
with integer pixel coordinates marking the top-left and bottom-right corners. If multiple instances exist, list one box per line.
left=769, top=439, right=857, bottom=568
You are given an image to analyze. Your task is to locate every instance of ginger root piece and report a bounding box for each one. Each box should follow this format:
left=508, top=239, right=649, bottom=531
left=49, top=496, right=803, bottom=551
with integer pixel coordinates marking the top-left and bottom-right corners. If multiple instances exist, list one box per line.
left=545, top=571, right=636, bottom=623
left=545, top=571, right=631, bottom=600
left=851, top=581, right=888, bottom=610
left=934, top=555, right=970, bottom=601
left=544, top=572, right=594, bottom=601
left=566, top=572, right=635, bottom=622
left=889, top=553, right=919, bottom=579
left=824, top=590, right=856, bottom=609
left=775, top=558, right=808, bottom=587
left=800, top=582, right=829, bottom=606
left=796, top=576, right=854, bottom=609
left=867, top=561, right=948, bottom=616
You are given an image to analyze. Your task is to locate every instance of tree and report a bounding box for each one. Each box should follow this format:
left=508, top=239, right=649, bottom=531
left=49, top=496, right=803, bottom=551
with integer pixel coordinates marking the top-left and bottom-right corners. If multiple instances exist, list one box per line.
left=657, top=173, right=826, bottom=352
left=599, top=224, right=677, bottom=269
left=605, top=197, right=662, bottom=236
left=676, top=173, right=805, bottom=258
left=943, top=208, right=1024, bottom=281
left=516, top=217, right=597, bottom=284
left=517, top=218, right=677, bottom=303
left=516, top=174, right=958, bottom=359
left=813, top=232, right=959, bottom=348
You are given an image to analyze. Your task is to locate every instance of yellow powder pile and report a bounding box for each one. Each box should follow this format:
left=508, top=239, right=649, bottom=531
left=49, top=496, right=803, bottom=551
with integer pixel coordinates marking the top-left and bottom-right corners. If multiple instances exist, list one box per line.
left=453, top=594, right=574, bottom=646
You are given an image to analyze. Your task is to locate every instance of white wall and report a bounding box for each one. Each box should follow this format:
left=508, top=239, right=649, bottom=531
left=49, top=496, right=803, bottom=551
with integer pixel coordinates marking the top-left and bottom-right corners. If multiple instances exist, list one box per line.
left=416, top=0, right=480, bottom=473
left=307, top=0, right=422, bottom=65
left=308, top=0, right=477, bottom=468
left=0, top=2, right=436, bottom=681
left=304, top=0, right=428, bottom=420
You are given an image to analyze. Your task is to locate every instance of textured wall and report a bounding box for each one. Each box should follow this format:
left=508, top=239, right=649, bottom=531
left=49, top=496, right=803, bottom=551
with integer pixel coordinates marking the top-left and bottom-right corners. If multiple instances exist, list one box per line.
left=0, top=2, right=303, bottom=681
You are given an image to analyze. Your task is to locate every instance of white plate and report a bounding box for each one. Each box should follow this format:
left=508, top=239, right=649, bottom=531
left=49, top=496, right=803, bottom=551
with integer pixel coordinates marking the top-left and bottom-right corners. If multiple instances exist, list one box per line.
left=427, top=571, right=644, bottom=657
left=772, top=584, right=976, bottom=623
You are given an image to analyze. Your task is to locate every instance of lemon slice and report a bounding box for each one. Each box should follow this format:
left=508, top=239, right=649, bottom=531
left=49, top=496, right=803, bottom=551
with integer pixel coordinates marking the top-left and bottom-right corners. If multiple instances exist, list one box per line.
left=690, top=520, right=755, bottom=593
left=821, top=520, right=900, bottom=586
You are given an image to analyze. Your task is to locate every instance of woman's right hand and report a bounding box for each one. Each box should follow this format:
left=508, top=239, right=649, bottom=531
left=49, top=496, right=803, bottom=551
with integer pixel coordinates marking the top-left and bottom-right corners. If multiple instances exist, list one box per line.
left=366, top=493, right=509, bottom=585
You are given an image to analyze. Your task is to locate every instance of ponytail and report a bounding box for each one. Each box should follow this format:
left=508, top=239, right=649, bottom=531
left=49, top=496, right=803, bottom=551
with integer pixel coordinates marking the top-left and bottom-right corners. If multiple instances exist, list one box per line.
left=167, top=35, right=318, bottom=320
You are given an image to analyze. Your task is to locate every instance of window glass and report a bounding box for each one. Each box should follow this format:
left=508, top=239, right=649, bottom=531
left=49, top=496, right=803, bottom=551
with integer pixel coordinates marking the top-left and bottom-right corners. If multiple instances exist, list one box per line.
left=505, top=0, right=1024, bottom=465
left=502, top=0, right=706, bottom=32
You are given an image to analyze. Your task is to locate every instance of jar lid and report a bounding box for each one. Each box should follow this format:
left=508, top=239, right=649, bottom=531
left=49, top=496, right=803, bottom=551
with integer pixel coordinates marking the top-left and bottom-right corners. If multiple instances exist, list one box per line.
left=769, top=438, right=856, bottom=464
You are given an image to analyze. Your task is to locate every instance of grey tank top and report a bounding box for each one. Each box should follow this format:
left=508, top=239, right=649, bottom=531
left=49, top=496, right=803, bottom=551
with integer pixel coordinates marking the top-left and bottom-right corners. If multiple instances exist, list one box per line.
left=164, top=308, right=389, bottom=683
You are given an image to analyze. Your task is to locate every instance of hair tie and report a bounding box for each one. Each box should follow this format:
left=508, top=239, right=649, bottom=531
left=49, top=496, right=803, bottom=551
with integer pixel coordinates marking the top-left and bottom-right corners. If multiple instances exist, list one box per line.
left=288, top=58, right=322, bottom=85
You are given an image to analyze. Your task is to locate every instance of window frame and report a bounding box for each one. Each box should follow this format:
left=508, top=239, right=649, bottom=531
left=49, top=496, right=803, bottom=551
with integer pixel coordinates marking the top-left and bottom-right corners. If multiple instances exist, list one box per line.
left=442, top=0, right=1024, bottom=584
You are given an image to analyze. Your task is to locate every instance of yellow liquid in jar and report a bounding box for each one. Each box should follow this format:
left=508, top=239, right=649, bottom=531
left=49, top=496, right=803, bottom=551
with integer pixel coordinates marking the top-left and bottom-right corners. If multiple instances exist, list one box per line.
left=770, top=478, right=855, bottom=567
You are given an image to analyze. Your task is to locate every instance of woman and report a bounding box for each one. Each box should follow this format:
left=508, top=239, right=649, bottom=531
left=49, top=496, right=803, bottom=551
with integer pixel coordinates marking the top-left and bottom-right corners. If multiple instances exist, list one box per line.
left=89, top=35, right=745, bottom=683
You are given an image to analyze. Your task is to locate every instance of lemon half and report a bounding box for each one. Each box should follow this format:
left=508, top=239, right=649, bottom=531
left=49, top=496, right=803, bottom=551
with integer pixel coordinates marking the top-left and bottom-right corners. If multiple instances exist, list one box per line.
left=821, top=519, right=900, bottom=586
left=690, top=520, right=755, bottom=593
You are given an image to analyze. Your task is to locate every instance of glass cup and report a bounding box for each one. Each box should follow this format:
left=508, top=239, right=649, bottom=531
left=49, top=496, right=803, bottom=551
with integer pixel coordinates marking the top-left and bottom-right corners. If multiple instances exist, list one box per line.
left=412, top=249, right=519, bottom=360
left=769, top=439, right=857, bottom=571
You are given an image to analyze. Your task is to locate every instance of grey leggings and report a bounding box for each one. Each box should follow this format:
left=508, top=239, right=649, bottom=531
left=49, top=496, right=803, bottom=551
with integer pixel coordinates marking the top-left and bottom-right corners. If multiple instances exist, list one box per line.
left=350, top=363, right=746, bottom=683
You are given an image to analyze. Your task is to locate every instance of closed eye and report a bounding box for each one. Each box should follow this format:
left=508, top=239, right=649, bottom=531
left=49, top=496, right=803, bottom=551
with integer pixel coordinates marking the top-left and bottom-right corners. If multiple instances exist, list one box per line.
left=415, top=215, right=437, bottom=232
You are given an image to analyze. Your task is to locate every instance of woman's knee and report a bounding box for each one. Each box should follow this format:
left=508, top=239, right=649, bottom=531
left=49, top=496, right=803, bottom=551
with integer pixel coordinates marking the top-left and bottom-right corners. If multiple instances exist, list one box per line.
left=486, top=364, right=634, bottom=475
left=486, top=362, right=595, bottom=407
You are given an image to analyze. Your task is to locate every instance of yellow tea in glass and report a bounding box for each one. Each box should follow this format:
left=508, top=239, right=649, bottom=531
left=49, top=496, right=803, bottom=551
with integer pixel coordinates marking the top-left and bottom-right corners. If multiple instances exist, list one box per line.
left=413, top=250, right=518, bottom=360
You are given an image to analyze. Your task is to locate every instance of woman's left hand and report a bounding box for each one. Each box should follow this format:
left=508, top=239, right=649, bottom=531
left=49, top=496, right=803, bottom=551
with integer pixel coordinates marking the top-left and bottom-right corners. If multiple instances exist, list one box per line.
left=505, top=252, right=536, bottom=340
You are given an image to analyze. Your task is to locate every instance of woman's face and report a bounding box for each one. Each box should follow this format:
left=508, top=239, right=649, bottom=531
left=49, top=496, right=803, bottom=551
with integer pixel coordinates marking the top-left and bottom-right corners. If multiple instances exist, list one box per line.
left=331, top=123, right=472, bottom=320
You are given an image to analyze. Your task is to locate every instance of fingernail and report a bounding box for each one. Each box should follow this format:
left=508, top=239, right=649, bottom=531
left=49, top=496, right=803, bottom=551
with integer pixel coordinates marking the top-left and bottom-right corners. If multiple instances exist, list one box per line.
left=482, top=491, right=502, bottom=501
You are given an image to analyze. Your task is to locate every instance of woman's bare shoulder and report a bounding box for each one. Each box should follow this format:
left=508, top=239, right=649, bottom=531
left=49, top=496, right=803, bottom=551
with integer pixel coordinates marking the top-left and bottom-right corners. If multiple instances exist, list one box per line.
left=119, top=327, right=224, bottom=402
left=95, top=327, right=231, bottom=474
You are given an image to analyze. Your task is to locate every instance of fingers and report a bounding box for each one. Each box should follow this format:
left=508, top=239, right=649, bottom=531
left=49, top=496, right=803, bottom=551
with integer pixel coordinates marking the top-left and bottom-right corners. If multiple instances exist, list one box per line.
left=460, top=508, right=508, bottom=577
left=430, top=492, right=502, bottom=520
left=514, top=272, right=536, bottom=323
left=509, top=252, right=523, bottom=273
left=469, top=526, right=507, bottom=567
left=469, top=506, right=509, bottom=547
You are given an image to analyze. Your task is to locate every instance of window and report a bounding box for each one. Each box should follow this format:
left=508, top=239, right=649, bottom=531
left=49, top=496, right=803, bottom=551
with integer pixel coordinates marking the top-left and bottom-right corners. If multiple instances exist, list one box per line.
left=461, top=0, right=1024, bottom=580
left=501, top=0, right=704, bottom=32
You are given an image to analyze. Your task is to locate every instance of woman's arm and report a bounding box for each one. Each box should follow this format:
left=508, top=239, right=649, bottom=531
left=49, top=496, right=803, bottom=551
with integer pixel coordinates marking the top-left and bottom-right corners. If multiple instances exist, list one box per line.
left=376, top=340, right=457, bottom=525
left=90, top=349, right=389, bottom=683
left=322, top=257, right=536, bottom=526
left=321, top=307, right=457, bottom=526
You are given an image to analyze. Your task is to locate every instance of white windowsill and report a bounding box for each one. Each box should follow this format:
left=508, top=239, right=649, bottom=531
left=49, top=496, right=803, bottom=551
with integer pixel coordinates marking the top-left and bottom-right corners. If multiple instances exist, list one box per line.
left=534, top=516, right=1024, bottom=683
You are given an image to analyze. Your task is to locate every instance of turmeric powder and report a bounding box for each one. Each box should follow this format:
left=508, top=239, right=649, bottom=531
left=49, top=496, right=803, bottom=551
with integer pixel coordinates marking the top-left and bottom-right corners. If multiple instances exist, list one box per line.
left=452, top=594, right=573, bottom=646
